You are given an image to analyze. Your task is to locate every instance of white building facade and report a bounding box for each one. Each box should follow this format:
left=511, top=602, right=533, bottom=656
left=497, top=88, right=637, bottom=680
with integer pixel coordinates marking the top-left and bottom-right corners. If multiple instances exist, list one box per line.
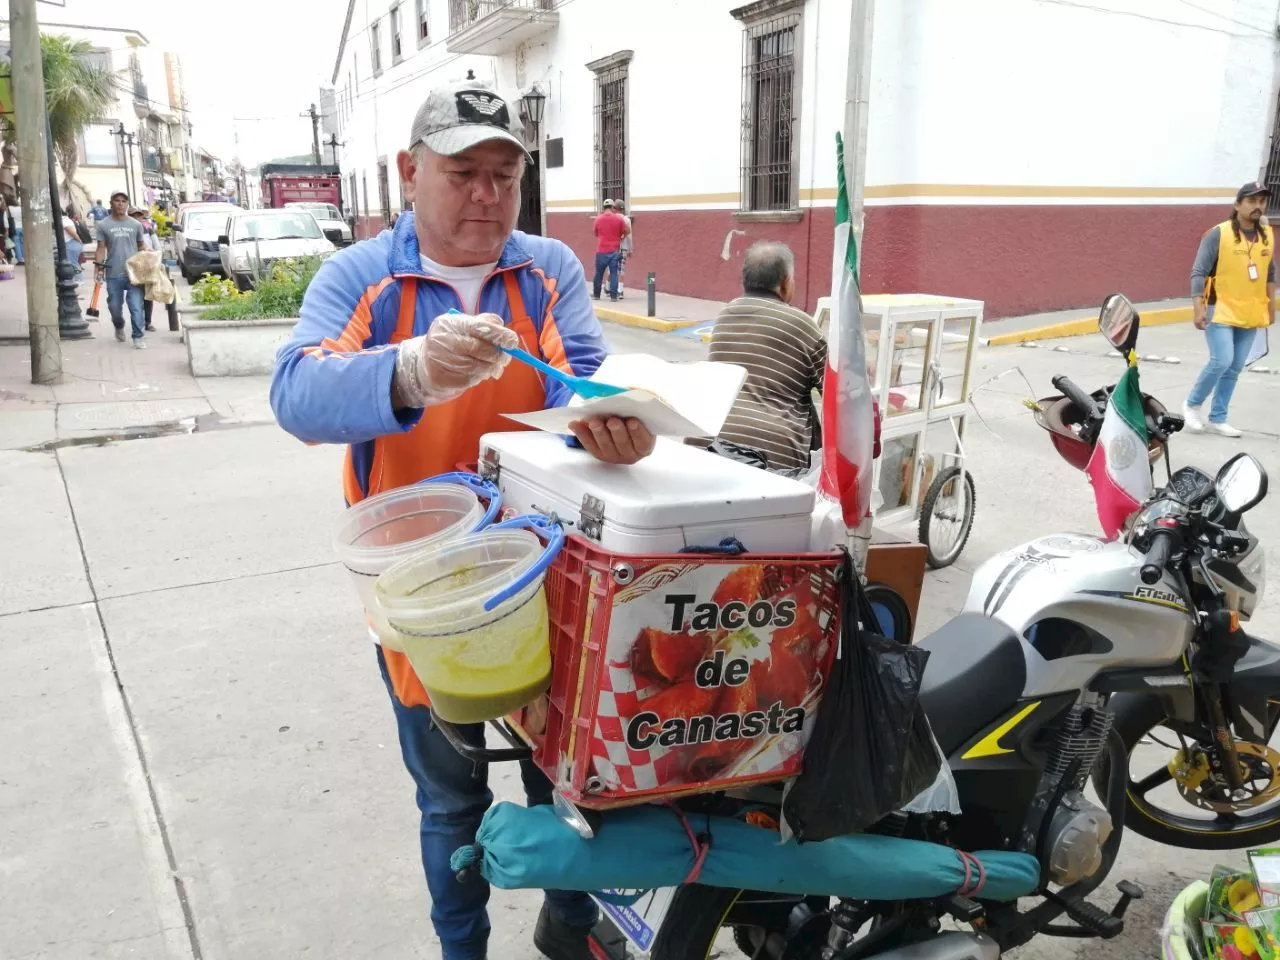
left=330, top=0, right=1280, bottom=318
left=0, top=14, right=203, bottom=210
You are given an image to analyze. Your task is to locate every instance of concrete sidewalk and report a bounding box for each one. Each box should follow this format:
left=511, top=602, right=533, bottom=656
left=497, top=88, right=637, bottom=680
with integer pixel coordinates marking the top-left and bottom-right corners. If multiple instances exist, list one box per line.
left=591, top=284, right=724, bottom=333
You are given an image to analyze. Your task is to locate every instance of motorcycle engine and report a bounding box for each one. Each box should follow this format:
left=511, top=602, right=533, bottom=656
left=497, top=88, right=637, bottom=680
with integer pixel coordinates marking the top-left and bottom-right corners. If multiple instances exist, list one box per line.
left=1042, top=700, right=1115, bottom=886
left=1044, top=791, right=1114, bottom=886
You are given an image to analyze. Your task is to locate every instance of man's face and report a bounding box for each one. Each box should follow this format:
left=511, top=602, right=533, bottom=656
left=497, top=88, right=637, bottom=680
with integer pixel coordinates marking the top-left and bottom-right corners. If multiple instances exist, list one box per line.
left=400, top=139, right=524, bottom=265
left=110, top=196, right=128, bottom=216
left=1238, top=194, right=1268, bottom=224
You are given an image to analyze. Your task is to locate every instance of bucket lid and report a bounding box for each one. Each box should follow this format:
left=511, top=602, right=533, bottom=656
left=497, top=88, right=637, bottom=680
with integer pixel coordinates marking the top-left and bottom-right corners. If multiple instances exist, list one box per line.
left=334, top=472, right=501, bottom=576
left=374, top=515, right=565, bottom=626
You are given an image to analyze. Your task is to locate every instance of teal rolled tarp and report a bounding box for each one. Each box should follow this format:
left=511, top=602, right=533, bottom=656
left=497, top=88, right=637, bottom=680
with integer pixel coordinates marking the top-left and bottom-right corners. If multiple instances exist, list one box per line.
left=451, top=802, right=1040, bottom=902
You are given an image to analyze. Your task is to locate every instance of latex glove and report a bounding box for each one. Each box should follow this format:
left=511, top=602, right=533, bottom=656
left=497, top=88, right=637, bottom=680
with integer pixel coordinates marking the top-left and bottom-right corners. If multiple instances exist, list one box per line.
left=393, top=312, right=519, bottom=408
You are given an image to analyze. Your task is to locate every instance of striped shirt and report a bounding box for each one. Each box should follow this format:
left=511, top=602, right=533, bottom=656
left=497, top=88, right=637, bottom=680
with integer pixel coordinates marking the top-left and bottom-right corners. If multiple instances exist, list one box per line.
left=708, top=292, right=826, bottom=471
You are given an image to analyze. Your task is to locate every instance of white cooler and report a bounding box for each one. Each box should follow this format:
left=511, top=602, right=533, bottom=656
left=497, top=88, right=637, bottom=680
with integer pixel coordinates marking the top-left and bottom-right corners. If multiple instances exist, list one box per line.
left=478, top=432, right=815, bottom=553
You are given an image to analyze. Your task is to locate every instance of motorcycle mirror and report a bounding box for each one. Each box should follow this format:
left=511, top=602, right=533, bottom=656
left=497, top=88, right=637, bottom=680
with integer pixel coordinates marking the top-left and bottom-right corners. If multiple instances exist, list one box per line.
left=1099, top=293, right=1140, bottom=355
left=1215, top=453, right=1268, bottom=514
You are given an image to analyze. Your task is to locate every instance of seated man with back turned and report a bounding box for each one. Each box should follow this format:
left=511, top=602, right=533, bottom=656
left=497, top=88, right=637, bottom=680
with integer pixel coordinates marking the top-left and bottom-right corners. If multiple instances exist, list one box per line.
left=708, top=241, right=826, bottom=472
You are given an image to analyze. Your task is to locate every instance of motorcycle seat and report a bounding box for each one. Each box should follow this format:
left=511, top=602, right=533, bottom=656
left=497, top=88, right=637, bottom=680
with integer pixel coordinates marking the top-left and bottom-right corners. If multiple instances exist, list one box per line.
left=917, top=614, right=1027, bottom=756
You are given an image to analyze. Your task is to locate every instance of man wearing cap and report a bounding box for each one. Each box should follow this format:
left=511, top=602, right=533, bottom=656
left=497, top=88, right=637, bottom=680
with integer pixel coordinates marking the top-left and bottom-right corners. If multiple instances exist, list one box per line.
left=271, top=76, right=655, bottom=960
left=1185, top=182, right=1277, bottom=437
left=94, top=192, right=148, bottom=347
left=591, top=198, right=629, bottom=301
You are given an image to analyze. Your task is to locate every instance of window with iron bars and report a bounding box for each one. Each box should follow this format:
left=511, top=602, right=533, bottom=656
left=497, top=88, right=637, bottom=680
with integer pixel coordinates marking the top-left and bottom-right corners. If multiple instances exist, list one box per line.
left=591, top=57, right=629, bottom=210
left=738, top=8, right=800, bottom=213
left=1263, top=95, right=1280, bottom=213
left=371, top=19, right=384, bottom=75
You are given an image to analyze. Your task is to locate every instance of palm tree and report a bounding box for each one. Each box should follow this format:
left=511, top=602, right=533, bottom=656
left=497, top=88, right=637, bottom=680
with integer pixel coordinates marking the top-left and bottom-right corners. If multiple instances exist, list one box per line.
left=40, top=34, right=117, bottom=212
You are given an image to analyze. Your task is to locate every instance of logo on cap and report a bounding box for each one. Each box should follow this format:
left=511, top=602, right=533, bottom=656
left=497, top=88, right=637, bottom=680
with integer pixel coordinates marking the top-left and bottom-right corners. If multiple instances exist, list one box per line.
left=456, top=91, right=510, bottom=126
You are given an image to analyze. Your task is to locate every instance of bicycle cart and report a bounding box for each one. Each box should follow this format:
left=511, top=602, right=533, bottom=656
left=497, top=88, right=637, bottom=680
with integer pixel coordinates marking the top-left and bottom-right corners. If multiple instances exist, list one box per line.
left=819, top=293, right=983, bottom=568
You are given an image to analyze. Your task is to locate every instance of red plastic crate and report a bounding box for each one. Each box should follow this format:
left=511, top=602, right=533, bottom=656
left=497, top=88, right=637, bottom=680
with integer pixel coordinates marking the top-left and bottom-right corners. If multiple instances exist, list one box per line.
left=512, top=535, right=843, bottom=809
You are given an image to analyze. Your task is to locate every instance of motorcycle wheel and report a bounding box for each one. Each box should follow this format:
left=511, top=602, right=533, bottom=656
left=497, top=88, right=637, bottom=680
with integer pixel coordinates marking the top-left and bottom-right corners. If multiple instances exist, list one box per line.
left=648, top=885, right=742, bottom=960
left=919, top=466, right=976, bottom=569
left=1098, top=694, right=1280, bottom=850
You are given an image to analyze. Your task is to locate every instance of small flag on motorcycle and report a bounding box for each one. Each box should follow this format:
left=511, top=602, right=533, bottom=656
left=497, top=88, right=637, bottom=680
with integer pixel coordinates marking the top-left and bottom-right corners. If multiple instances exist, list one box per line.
left=1085, top=354, right=1153, bottom=539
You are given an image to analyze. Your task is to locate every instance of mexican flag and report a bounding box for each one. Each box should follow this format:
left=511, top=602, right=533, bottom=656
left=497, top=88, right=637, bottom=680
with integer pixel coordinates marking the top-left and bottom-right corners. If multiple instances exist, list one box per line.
left=1085, top=359, right=1151, bottom=539
left=818, top=133, right=875, bottom=527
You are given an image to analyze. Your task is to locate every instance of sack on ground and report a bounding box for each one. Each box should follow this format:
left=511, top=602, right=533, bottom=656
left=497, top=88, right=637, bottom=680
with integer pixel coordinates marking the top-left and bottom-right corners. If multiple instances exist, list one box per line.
left=782, top=550, right=944, bottom=840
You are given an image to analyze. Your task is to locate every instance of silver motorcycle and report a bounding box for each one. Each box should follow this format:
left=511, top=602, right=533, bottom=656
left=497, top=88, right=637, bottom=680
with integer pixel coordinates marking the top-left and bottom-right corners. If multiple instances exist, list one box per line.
left=633, top=295, right=1272, bottom=960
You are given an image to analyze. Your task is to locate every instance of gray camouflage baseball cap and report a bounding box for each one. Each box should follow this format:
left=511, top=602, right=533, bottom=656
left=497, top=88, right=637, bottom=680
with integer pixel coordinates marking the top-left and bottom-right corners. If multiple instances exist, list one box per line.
left=409, top=75, right=529, bottom=159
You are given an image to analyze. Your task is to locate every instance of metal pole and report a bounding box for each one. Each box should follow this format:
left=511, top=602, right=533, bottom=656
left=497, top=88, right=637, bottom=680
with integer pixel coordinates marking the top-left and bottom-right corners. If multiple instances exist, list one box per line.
left=843, top=0, right=876, bottom=254
left=840, top=0, right=878, bottom=559
left=646, top=272, right=656, bottom=318
left=11, top=0, right=63, bottom=382
left=45, top=116, right=90, bottom=340
left=309, top=103, right=321, bottom=166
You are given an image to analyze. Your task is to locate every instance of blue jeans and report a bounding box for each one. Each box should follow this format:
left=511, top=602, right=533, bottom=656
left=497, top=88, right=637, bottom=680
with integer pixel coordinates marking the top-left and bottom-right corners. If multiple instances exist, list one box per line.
left=106, top=274, right=146, bottom=339
left=65, top=239, right=84, bottom=277
left=13, top=226, right=23, bottom=264
left=592, top=251, right=621, bottom=299
left=1187, top=317, right=1257, bottom=423
left=376, top=647, right=597, bottom=960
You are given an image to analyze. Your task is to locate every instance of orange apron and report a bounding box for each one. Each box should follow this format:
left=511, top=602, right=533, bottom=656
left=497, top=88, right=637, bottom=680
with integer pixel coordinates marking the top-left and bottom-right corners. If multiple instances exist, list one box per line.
left=366, top=270, right=547, bottom=708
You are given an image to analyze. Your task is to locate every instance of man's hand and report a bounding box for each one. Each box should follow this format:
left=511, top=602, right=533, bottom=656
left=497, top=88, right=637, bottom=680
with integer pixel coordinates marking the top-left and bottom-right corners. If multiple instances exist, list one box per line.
left=1193, top=300, right=1208, bottom=330
left=569, top=417, right=656, bottom=465
left=392, top=312, right=519, bottom=409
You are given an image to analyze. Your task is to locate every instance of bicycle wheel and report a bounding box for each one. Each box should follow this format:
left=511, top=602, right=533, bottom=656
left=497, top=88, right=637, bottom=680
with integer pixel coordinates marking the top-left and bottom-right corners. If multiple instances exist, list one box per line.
left=918, top=466, right=975, bottom=568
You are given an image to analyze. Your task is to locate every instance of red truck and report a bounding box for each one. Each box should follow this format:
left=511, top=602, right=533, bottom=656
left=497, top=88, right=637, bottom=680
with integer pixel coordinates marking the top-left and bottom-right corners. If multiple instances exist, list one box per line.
left=259, top=163, right=342, bottom=209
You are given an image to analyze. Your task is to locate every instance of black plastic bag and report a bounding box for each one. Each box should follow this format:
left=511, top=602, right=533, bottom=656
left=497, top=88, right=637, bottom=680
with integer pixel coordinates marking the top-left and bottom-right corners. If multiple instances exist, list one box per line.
left=782, top=551, right=942, bottom=841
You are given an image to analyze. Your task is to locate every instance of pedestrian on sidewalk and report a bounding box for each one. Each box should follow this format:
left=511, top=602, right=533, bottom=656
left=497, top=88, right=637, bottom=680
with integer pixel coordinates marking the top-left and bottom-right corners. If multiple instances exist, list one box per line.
left=271, top=74, right=655, bottom=960
left=614, top=199, right=632, bottom=298
left=94, top=192, right=148, bottom=348
left=7, top=200, right=23, bottom=264
left=705, top=241, right=826, bottom=472
left=89, top=198, right=109, bottom=222
left=1184, top=181, right=1277, bottom=437
left=591, top=198, right=628, bottom=301
left=130, top=207, right=161, bottom=332
left=60, top=207, right=85, bottom=279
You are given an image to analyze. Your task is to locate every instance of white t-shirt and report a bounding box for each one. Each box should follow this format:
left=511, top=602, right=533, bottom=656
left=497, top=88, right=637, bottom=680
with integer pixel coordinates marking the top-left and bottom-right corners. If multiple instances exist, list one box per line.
left=420, top=253, right=499, bottom=314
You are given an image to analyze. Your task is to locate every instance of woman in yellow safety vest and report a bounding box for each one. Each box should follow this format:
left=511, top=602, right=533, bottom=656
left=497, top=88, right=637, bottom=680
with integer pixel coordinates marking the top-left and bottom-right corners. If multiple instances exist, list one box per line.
left=1184, top=182, right=1276, bottom=438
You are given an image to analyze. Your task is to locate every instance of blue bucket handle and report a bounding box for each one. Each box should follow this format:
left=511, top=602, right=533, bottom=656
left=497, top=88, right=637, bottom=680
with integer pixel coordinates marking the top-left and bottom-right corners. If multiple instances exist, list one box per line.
left=419, top=471, right=503, bottom=531
left=483, top=514, right=565, bottom=612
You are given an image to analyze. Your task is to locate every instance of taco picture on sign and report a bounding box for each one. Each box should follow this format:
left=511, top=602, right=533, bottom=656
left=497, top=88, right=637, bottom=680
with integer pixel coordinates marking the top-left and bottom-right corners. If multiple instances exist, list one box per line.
left=601, top=561, right=839, bottom=789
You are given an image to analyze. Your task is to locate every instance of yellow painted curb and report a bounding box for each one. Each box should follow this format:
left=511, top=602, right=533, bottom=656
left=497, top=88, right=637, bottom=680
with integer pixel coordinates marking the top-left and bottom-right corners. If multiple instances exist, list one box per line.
left=985, top=306, right=1193, bottom=346
left=593, top=304, right=703, bottom=333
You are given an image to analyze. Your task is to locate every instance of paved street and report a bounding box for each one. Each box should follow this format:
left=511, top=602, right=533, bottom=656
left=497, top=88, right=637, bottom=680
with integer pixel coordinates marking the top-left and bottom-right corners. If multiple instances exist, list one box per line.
left=1, top=301, right=1278, bottom=959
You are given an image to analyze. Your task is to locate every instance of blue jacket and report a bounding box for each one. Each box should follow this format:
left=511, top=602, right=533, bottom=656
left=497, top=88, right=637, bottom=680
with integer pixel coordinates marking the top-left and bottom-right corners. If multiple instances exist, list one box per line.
left=270, top=214, right=607, bottom=501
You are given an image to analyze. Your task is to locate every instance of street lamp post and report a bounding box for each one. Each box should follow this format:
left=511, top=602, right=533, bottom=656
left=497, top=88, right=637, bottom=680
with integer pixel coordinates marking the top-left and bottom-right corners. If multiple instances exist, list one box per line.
left=45, top=116, right=91, bottom=340
left=518, top=85, right=547, bottom=143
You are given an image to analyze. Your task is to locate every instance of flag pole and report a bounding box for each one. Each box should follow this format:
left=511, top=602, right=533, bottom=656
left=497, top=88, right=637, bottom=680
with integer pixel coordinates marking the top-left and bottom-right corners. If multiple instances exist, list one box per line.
left=842, top=0, right=877, bottom=568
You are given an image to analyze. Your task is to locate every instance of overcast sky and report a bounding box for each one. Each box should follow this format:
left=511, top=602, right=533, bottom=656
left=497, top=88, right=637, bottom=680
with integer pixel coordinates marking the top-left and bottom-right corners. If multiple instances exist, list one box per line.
left=26, top=0, right=351, bottom=164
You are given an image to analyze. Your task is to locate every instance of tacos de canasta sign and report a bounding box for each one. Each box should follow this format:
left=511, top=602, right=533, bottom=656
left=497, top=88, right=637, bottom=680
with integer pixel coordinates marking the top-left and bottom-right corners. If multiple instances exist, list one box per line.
left=588, top=560, right=841, bottom=797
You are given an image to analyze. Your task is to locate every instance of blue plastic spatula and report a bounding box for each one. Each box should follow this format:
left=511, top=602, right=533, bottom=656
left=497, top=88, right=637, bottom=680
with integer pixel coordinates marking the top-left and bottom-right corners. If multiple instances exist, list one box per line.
left=446, top=308, right=628, bottom=399
left=497, top=344, right=629, bottom=400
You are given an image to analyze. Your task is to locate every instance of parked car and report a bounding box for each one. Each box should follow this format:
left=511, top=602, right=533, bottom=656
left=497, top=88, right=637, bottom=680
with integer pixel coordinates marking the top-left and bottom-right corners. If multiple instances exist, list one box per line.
left=284, top=201, right=353, bottom=247
left=174, top=204, right=239, bottom=282
left=218, top=209, right=336, bottom=291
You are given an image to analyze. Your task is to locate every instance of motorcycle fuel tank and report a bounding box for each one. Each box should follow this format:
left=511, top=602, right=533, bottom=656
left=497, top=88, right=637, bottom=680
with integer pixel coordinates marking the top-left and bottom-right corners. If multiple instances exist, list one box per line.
left=963, top=533, right=1194, bottom=697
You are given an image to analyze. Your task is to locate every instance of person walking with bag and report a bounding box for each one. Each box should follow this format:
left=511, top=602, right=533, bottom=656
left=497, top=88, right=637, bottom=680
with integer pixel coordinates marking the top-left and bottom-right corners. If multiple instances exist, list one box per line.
left=1184, top=182, right=1277, bottom=437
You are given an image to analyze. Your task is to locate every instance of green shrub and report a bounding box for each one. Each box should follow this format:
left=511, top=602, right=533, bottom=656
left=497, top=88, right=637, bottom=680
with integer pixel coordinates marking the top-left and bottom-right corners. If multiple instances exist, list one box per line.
left=203, top=257, right=323, bottom=321
left=191, top=273, right=242, bottom=305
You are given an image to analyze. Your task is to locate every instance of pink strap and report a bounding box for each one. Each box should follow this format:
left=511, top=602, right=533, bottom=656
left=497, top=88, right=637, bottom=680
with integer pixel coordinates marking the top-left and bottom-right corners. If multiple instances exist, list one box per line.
left=956, top=851, right=987, bottom=898
left=667, top=804, right=711, bottom=885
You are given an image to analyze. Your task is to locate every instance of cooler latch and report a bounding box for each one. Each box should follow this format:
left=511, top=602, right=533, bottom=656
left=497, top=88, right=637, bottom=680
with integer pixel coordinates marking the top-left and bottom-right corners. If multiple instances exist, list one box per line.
left=479, top=448, right=501, bottom=482
left=580, top=494, right=605, bottom=541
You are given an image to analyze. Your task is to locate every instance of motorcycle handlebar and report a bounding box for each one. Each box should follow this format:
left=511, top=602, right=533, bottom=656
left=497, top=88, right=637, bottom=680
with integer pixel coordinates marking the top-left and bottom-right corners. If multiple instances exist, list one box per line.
left=1052, top=375, right=1102, bottom=423
left=1141, top=528, right=1179, bottom=585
